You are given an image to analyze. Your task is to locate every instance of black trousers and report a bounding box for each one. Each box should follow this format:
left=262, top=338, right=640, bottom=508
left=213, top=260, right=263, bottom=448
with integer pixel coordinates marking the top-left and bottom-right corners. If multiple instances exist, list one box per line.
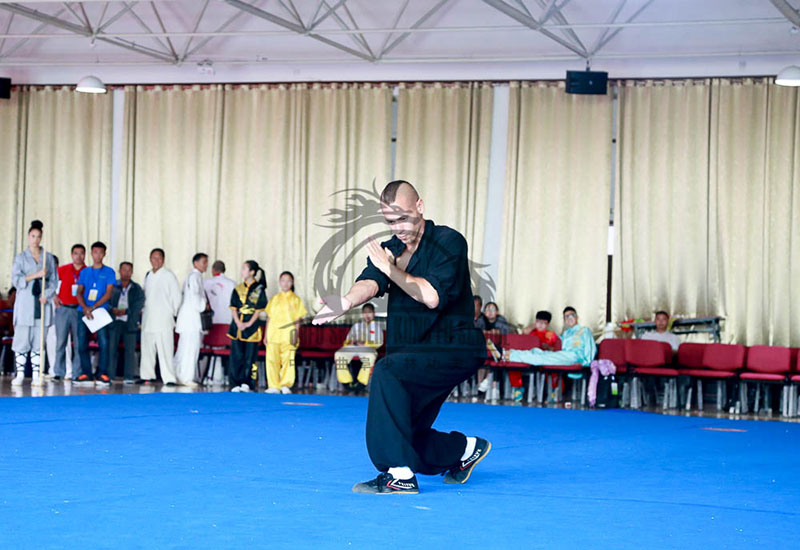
left=366, top=350, right=483, bottom=475
left=229, top=339, right=258, bottom=389
left=108, top=321, right=139, bottom=380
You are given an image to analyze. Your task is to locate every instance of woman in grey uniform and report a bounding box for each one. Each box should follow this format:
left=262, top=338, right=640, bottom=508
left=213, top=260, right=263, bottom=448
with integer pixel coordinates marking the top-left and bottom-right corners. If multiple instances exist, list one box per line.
left=10, top=220, right=58, bottom=386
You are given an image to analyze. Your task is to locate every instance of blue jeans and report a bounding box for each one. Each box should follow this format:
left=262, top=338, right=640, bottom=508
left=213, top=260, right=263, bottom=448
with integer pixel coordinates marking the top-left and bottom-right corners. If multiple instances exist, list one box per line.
left=77, top=316, right=110, bottom=379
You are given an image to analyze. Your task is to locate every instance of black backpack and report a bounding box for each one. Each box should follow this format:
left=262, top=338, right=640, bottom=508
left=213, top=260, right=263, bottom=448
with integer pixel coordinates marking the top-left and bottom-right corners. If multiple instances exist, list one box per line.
left=595, top=374, right=620, bottom=409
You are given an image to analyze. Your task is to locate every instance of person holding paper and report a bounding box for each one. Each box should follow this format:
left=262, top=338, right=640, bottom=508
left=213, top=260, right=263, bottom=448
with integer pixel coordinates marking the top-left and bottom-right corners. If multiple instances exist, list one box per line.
left=139, top=248, right=182, bottom=386
left=75, top=242, right=116, bottom=387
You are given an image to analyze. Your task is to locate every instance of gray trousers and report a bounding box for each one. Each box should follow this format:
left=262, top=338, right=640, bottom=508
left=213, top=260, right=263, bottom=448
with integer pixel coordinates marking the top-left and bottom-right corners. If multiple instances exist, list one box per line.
left=109, top=320, right=139, bottom=380
left=54, top=306, right=81, bottom=377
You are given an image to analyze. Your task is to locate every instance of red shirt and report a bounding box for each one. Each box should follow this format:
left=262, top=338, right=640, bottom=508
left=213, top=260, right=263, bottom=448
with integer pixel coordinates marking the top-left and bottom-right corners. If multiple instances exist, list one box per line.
left=57, top=264, right=85, bottom=306
left=529, top=329, right=560, bottom=350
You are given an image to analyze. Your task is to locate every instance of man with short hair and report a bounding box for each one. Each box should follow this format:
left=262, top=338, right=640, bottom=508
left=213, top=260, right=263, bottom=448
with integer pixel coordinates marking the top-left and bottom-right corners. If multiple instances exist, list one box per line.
left=109, top=262, right=145, bottom=383
left=139, top=248, right=182, bottom=386
left=313, top=180, right=490, bottom=495
left=75, top=242, right=116, bottom=387
left=334, top=303, right=384, bottom=392
left=53, top=244, right=86, bottom=381
left=174, top=253, right=209, bottom=386
left=641, top=310, right=681, bottom=352
left=204, top=260, right=236, bottom=326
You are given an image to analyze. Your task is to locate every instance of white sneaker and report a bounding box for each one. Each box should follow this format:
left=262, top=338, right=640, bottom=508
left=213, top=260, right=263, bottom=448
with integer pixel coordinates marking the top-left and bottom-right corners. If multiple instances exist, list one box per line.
left=478, top=378, right=490, bottom=393
left=265, top=387, right=280, bottom=394
left=32, top=374, right=43, bottom=387
left=280, top=386, right=292, bottom=394
left=11, top=373, right=24, bottom=386
left=239, top=384, right=251, bottom=393
left=231, top=386, right=241, bottom=393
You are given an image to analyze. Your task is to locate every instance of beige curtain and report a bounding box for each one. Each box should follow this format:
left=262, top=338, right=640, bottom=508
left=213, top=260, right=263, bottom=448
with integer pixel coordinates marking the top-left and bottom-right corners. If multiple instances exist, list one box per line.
left=216, top=83, right=392, bottom=304
left=0, top=88, right=26, bottom=291
left=121, top=85, right=224, bottom=283
left=613, top=79, right=715, bottom=322
left=120, top=83, right=392, bottom=305
left=0, top=86, right=112, bottom=286
left=710, top=78, right=800, bottom=346
left=499, top=81, right=612, bottom=333
left=394, top=82, right=492, bottom=264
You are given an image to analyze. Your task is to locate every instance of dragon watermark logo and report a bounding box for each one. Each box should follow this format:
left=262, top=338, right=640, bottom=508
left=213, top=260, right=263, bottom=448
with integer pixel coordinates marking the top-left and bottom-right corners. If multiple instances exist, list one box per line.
left=310, top=180, right=495, bottom=313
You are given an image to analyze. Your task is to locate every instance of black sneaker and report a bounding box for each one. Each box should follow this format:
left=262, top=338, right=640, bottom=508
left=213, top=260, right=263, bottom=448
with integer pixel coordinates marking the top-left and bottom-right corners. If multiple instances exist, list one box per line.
left=52, top=376, right=63, bottom=382
left=352, top=472, right=419, bottom=495
left=165, top=382, right=177, bottom=387
left=136, top=379, right=155, bottom=385
left=443, top=437, right=492, bottom=484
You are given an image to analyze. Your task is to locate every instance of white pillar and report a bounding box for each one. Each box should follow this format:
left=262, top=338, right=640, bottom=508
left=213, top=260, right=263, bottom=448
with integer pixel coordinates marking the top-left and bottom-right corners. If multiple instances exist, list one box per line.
left=110, top=87, right=125, bottom=268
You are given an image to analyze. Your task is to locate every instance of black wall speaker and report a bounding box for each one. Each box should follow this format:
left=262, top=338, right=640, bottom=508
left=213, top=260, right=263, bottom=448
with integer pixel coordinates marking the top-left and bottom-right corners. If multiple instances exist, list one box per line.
left=0, top=77, right=10, bottom=100
left=566, top=70, right=608, bottom=95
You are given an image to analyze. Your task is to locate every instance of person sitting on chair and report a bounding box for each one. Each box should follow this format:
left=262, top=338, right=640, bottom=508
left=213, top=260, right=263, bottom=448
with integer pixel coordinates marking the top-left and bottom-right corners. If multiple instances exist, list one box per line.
left=508, top=310, right=561, bottom=402
left=504, top=307, right=596, bottom=367
left=640, top=310, right=680, bottom=352
left=334, top=303, right=384, bottom=393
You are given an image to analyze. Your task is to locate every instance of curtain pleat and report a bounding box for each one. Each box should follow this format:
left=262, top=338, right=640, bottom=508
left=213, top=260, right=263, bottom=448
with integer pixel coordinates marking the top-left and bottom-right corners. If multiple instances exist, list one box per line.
left=394, top=82, right=492, bottom=264
left=499, top=81, right=612, bottom=334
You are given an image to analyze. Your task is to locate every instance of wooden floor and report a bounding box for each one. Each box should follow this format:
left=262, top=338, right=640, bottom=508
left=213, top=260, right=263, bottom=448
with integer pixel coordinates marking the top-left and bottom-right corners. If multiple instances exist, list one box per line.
left=0, top=373, right=796, bottom=423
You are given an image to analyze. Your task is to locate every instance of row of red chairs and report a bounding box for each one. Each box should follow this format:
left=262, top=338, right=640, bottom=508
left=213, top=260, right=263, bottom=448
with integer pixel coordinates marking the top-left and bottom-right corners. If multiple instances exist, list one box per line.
left=598, top=339, right=800, bottom=382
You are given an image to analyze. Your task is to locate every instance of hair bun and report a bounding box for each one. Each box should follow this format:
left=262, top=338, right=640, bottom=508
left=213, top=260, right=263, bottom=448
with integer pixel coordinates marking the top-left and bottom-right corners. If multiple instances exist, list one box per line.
left=30, top=220, right=43, bottom=231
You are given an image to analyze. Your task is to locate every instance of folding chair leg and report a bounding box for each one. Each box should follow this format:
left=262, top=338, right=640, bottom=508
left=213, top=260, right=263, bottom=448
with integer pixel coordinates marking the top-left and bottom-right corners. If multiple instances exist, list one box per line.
left=754, top=383, right=761, bottom=414
left=580, top=377, right=587, bottom=406
left=527, top=372, right=535, bottom=404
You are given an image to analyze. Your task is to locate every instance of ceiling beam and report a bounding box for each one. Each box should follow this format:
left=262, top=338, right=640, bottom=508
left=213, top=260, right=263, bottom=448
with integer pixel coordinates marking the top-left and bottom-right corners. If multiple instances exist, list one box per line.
left=531, top=0, right=585, bottom=54
left=591, top=0, right=655, bottom=55
left=379, top=0, right=451, bottom=58
left=590, top=0, right=627, bottom=55
left=768, top=0, right=800, bottom=26
left=223, top=0, right=375, bottom=61
left=308, top=0, right=348, bottom=31
left=481, top=0, right=587, bottom=57
left=0, top=2, right=175, bottom=62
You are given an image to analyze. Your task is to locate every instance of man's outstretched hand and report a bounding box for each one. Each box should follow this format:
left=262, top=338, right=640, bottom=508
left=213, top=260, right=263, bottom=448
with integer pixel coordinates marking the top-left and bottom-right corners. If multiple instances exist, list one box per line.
left=312, top=295, right=353, bottom=325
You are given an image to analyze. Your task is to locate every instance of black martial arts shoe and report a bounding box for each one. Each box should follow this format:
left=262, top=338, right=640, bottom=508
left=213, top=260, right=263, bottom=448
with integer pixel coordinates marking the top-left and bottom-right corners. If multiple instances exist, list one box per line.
left=443, top=437, right=492, bottom=484
left=352, top=472, right=419, bottom=495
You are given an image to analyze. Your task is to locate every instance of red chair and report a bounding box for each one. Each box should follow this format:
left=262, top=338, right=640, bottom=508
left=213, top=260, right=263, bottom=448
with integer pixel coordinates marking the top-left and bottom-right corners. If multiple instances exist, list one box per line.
left=598, top=339, right=626, bottom=373
left=624, top=339, right=676, bottom=409
left=677, top=343, right=732, bottom=411
left=740, top=346, right=792, bottom=415
left=484, top=333, right=540, bottom=404
left=296, top=324, right=351, bottom=391
left=199, top=324, right=231, bottom=385
left=789, top=349, right=800, bottom=417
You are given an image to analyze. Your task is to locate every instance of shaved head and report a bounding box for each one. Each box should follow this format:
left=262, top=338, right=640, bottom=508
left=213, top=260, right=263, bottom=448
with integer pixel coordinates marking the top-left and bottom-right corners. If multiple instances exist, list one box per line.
left=381, top=180, right=420, bottom=205
left=379, top=180, right=425, bottom=247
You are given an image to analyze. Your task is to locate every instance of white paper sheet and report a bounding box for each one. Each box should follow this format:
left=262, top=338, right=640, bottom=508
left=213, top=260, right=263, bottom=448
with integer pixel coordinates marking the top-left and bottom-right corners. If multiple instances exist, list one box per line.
left=81, top=307, right=113, bottom=334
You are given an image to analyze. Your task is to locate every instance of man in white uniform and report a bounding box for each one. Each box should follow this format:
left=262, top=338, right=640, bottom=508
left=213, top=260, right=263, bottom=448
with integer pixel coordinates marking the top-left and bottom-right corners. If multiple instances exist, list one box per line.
left=139, top=248, right=182, bottom=385
left=640, top=310, right=681, bottom=352
left=203, top=260, right=236, bottom=325
left=174, top=253, right=209, bottom=386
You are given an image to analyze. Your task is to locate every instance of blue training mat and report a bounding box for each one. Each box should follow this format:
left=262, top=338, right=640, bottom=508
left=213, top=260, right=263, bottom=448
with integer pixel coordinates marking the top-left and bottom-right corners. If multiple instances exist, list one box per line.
left=1, top=392, right=799, bottom=549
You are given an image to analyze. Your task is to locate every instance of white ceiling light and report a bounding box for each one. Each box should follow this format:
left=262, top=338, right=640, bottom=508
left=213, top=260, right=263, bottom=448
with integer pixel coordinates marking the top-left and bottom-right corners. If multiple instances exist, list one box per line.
left=76, top=75, right=107, bottom=94
left=775, top=65, right=800, bottom=86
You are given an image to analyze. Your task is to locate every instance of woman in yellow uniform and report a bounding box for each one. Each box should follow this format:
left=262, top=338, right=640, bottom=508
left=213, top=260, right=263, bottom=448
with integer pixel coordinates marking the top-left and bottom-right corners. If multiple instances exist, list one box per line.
left=227, top=260, right=267, bottom=393
left=263, top=271, right=307, bottom=394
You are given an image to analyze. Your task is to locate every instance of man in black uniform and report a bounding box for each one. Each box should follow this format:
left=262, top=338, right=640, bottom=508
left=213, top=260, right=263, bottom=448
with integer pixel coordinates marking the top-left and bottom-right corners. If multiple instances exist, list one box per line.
left=313, top=181, right=491, bottom=494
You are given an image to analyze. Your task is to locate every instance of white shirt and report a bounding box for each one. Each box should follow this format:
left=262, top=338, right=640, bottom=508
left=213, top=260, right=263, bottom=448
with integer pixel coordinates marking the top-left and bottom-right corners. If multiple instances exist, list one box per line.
left=204, top=274, right=236, bottom=325
left=641, top=330, right=681, bottom=352
left=117, top=284, right=130, bottom=322
left=345, top=320, right=384, bottom=347
left=175, top=268, right=207, bottom=334
left=142, top=267, right=182, bottom=332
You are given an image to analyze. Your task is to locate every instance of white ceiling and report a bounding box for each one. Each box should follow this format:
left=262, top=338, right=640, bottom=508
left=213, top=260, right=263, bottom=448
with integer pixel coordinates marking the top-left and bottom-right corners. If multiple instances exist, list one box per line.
left=0, top=0, right=799, bottom=84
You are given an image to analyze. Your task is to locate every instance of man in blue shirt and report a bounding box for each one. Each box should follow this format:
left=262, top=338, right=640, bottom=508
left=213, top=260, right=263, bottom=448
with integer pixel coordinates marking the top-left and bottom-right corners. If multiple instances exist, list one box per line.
left=75, top=241, right=116, bottom=386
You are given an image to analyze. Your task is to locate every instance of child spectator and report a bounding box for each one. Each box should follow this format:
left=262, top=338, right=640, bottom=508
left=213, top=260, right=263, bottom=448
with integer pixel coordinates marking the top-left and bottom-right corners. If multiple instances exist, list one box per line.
left=228, top=261, right=267, bottom=393
left=263, top=271, right=307, bottom=394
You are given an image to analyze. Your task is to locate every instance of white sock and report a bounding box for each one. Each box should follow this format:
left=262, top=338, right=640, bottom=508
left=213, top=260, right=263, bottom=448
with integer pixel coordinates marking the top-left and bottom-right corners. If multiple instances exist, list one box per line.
left=461, top=437, right=477, bottom=461
left=388, top=466, right=414, bottom=480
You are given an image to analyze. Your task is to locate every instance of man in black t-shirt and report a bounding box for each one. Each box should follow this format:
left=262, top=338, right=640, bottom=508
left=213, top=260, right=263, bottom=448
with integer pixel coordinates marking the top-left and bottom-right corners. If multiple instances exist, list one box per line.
left=313, top=181, right=491, bottom=494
